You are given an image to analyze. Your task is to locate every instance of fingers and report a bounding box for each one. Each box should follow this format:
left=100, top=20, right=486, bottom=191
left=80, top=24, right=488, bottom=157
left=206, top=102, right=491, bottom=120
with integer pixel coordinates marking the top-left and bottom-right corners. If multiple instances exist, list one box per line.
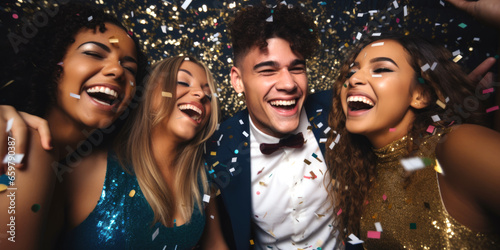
left=468, top=57, right=497, bottom=83
left=445, top=0, right=476, bottom=15
left=20, top=112, right=52, bottom=151
left=0, top=106, right=28, bottom=172
left=478, top=72, right=494, bottom=89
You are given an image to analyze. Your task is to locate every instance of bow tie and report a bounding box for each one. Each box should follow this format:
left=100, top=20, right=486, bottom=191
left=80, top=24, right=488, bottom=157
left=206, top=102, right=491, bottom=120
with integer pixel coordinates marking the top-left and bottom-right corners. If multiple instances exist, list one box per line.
left=259, top=132, right=305, bottom=155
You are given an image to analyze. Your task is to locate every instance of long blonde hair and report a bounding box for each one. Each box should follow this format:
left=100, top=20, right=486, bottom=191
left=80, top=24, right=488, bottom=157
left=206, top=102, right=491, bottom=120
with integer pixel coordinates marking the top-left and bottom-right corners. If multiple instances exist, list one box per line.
left=116, top=56, right=220, bottom=225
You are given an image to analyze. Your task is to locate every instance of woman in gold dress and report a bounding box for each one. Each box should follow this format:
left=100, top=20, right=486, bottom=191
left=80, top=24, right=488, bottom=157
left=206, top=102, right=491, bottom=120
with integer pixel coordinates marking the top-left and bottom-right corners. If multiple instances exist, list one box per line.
left=326, top=33, right=500, bottom=249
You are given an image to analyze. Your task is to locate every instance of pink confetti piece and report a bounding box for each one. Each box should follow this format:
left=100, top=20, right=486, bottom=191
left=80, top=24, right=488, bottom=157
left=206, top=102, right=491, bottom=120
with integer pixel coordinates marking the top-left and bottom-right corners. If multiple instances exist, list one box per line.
left=303, top=176, right=311, bottom=179
left=256, top=191, right=261, bottom=195
left=486, top=106, right=499, bottom=113
left=367, top=231, right=381, bottom=239
left=389, top=128, right=396, bottom=132
left=382, top=194, right=387, bottom=201
left=12, top=14, right=18, bottom=19
left=483, top=88, right=494, bottom=94
left=426, top=125, right=435, bottom=134
left=337, top=209, right=342, bottom=216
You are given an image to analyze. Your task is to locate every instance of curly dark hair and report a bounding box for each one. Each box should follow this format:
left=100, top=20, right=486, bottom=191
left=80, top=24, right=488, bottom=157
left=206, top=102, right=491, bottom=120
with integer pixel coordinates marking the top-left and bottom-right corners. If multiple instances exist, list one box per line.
left=7, top=1, right=147, bottom=117
left=325, top=33, right=488, bottom=240
left=229, top=3, right=320, bottom=66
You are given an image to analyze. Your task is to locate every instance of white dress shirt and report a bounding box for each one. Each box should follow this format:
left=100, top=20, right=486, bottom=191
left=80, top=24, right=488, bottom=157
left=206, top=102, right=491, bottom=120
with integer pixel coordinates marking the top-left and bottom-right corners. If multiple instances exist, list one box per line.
left=249, top=110, right=339, bottom=250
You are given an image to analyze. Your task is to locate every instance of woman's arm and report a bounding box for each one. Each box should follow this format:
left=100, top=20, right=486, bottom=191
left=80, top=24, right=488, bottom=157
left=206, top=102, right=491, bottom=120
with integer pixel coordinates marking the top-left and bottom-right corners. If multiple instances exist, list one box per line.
left=199, top=194, right=229, bottom=250
left=0, top=128, right=57, bottom=249
left=436, top=124, right=500, bottom=230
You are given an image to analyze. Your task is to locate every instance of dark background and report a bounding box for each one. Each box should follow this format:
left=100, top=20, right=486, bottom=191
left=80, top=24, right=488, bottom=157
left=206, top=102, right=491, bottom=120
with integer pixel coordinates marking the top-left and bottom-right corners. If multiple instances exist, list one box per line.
left=1, top=0, right=498, bottom=119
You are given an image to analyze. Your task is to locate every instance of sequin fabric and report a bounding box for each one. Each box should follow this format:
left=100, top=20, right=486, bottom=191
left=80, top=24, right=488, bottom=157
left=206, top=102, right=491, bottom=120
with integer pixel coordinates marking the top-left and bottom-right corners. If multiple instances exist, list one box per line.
left=360, top=129, right=499, bottom=249
left=59, top=153, right=205, bottom=249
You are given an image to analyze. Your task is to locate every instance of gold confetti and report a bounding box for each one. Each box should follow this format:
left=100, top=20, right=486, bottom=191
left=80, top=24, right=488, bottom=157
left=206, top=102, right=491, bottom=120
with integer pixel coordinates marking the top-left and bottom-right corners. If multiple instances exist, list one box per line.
left=259, top=181, right=267, bottom=187
left=161, top=91, right=172, bottom=97
left=129, top=189, right=136, bottom=197
left=436, top=99, right=446, bottom=109
left=268, top=230, right=276, bottom=237
left=0, top=184, right=7, bottom=193
left=250, top=239, right=254, bottom=245
left=452, top=55, right=463, bottom=63
left=212, top=161, right=219, bottom=167
left=434, top=159, right=444, bottom=174
left=210, top=151, right=216, bottom=156
left=108, top=36, right=119, bottom=44
left=310, top=171, right=317, bottom=179
left=0, top=80, right=14, bottom=90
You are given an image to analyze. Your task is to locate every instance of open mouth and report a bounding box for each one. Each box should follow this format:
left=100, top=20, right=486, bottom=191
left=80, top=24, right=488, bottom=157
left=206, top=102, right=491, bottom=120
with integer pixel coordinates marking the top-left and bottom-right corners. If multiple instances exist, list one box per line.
left=347, top=95, right=375, bottom=111
left=85, top=86, right=121, bottom=106
left=178, top=104, right=203, bottom=123
left=269, top=99, right=297, bottom=110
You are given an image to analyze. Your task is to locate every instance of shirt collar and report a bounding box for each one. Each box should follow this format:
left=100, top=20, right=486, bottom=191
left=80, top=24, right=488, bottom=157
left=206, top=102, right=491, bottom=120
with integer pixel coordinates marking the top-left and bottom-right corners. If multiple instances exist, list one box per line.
left=249, top=109, right=309, bottom=145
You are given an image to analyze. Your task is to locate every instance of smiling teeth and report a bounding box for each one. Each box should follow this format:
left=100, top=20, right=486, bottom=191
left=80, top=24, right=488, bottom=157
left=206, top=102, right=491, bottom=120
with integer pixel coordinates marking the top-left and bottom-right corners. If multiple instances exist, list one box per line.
left=179, top=104, right=202, bottom=115
left=86, top=86, right=118, bottom=98
left=270, top=100, right=296, bottom=106
left=347, top=96, right=374, bottom=106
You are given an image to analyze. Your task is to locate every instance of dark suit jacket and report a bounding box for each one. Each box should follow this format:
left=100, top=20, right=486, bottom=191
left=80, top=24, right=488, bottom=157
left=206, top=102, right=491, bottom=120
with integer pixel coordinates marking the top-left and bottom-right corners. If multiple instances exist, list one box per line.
left=205, top=90, right=333, bottom=250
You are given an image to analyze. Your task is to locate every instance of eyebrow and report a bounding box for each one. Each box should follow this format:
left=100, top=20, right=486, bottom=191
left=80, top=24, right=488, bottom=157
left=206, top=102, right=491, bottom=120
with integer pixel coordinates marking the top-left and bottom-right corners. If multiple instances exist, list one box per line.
left=77, top=41, right=137, bottom=64
left=370, top=57, right=399, bottom=68
left=253, top=59, right=306, bottom=71
left=178, top=69, right=193, bottom=77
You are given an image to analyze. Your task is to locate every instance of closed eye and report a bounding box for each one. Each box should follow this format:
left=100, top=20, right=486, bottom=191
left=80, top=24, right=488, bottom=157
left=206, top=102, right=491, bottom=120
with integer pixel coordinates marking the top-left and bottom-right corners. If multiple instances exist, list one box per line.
left=177, top=81, right=190, bottom=87
left=83, top=51, right=103, bottom=58
left=346, top=70, right=356, bottom=79
left=123, top=66, right=136, bottom=75
left=259, top=69, right=276, bottom=75
left=289, top=67, right=305, bottom=73
left=373, top=68, right=393, bottom=73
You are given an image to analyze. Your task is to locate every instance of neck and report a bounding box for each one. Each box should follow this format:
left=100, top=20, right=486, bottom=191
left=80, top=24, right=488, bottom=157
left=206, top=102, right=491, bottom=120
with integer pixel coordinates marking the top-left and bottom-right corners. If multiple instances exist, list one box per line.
left=46, top=106, right=93, bottom=160
left=367, top=110, right=415, bottom=149
left=151, top=126, right=182, bottom=173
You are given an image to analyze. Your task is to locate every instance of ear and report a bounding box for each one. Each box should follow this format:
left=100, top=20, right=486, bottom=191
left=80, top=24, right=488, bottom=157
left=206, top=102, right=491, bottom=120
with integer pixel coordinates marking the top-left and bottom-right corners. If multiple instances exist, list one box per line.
left=410, top=83, right=431, bottom=109
left=230, top=66, right=245, bottom=93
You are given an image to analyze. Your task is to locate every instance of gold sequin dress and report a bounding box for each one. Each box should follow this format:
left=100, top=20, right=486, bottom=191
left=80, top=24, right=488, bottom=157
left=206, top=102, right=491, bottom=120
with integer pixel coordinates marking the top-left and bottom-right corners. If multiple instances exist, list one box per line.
left=360, top=130, right=499, bottom=249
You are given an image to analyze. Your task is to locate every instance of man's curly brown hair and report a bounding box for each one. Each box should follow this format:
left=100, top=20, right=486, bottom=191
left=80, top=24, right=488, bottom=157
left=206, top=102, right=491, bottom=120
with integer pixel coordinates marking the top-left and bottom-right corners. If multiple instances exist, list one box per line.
left=229, top=3, right=320, bottom=66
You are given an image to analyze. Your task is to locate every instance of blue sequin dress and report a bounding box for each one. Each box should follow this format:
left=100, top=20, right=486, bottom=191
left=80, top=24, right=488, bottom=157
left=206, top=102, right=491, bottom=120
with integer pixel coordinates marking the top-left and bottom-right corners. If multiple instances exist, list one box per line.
left=59, top=152, right=206, bottom=249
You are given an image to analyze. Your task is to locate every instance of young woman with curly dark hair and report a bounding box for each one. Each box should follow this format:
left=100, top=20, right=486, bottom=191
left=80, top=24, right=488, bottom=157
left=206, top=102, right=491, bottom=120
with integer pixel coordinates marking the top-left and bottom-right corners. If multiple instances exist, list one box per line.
left=326, top=33, right=500, bottom=248
left=0, top=2, right=147, bottom=248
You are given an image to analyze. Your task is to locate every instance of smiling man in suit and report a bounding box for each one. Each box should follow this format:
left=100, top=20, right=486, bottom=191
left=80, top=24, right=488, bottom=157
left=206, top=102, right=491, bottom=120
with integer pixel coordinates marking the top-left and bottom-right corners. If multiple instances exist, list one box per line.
left=205, top=4, right=339, bottom=249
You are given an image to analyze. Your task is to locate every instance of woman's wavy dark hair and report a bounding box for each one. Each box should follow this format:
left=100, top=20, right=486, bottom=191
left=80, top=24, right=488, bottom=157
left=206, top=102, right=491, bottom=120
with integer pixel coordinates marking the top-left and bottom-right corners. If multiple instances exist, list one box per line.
left=8, top=1, right=147, bottom=117
left=229, top=3, right=320, bottom=66
left=326, top=33, right=487, bottom=240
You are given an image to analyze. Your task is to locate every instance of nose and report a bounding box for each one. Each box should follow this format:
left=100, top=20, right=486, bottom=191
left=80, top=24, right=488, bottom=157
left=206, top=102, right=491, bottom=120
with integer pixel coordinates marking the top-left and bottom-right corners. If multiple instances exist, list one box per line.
left=348, top=70, right=367, bottom=87
left=102, top=59, right=125, bottom=81
left=190, top=85, right=205, bottom=99
left=275, top=69, right=297, bottom=92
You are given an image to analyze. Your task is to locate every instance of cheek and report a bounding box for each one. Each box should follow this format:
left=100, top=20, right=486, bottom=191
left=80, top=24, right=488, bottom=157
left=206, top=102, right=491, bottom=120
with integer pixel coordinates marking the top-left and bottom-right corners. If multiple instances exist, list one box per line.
left=297, top=75, right=308, bottom=92
left=340, top=88, right=347, bottom=110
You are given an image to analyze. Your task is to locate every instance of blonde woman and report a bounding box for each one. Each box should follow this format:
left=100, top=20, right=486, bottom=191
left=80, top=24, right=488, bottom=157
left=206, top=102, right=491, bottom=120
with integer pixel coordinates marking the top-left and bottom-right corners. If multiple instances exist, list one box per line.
left=53, top=56, right=227, bottom=249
